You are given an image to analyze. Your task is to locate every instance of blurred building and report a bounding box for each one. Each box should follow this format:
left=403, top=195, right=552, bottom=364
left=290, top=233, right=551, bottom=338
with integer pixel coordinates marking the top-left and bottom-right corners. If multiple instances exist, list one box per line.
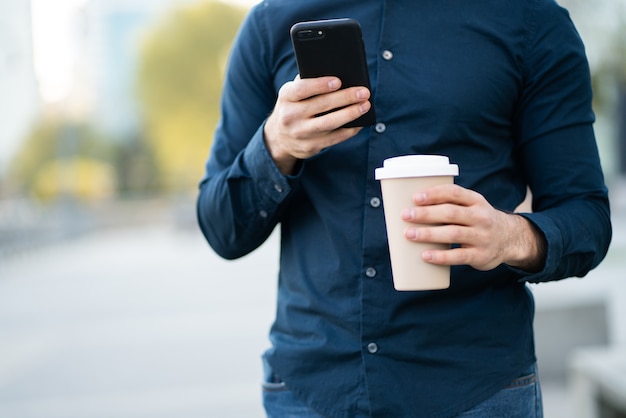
left=80, top=0, right=199, bottom=140
left=0, top=0, right=39, bottom=176
left=560, top=0, right=626, bottom=178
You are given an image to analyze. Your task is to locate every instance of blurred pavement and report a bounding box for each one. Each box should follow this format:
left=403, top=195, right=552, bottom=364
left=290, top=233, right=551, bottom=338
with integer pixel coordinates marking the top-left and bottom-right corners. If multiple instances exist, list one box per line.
left=0, top=223, right=279, bottom=418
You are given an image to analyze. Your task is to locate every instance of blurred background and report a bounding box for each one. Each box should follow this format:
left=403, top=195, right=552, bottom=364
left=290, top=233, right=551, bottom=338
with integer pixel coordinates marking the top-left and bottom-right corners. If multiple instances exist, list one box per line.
left=0, top=0, right=624, bottom=417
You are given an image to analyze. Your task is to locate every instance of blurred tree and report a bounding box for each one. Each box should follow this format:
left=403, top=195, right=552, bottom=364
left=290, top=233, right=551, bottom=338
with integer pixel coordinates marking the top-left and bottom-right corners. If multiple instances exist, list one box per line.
left=137, top=1, right=245, bottom=192
left=7, top=117, right=118, bottom=202
left=113, top=133, right=161, bottom=197
left=33, top=158, right=116, bottom=202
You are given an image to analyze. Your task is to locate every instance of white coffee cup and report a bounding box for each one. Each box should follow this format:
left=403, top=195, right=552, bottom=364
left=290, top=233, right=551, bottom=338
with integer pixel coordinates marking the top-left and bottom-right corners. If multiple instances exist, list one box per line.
left=375, top=155, right=459, bottom=291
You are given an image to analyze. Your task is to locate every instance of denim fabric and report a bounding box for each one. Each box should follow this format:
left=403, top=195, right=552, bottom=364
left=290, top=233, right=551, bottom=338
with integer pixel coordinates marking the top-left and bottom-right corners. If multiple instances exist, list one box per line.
left=262, top=359, right=543, bottom=418
left=262, top=357, right=363, bottom=418
left=457, top=364, right=543, bottom=418
left=263, top=382, right=327, bottom=418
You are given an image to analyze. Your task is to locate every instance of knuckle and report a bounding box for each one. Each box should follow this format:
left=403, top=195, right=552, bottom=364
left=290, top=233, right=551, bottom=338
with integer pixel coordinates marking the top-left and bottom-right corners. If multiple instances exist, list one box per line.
left=278, top=81, right=296, bottom=98
left=418, top=228, right=431, bottom=241
left=412, top=206, right=427, bottom=221
left=289, top=81, right=309, bottom=99
left=313, top=117, right=337, bottom=133
left=289, top=127, right=309, bottom=142
left=461, top=251, right=476, bottom=266
left=275, top=106, right=298, bottom=127
left=449, top=227, right=463, bottom=242
left=279, top=113, right=296, bottom=128
left=444, top=205, right=462, bottom=223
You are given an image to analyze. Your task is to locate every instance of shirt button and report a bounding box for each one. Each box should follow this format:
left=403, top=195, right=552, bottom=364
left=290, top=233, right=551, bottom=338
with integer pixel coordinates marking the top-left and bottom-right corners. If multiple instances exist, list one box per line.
left=375, top=123, right=386, bottom=133
left=367, top=343, right=379, bottom=354
left=365, top=267, right=377, bottom=278
left=369, top=197, right=381, bottom=208
left=382, top=50, right=393, bottom=60
left=274, top=184, right=283, bottom=193
left=259, top=210, right=268, bottom=218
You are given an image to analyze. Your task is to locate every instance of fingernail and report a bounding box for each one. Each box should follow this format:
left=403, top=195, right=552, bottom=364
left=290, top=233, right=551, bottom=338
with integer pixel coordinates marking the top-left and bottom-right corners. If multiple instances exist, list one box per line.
left=356, top=88, right=369, bottom=99
left=401, top=208, right=413, bottom=220
left=328, top=79, right=340, bottom=89
left=414, top=193, right=426, bottom=203
left=405, top=228, right=417, bottom=239
left=422, top=251, right=433, bottom=261
left=359, top=101, right=371, bottom=114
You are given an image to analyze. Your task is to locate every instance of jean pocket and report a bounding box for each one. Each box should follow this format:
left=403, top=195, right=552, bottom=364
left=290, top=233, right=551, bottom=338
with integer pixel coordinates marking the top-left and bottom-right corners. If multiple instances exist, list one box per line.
left=262, top=355, right=289, bottom=393
left=457, top=364, right=542, bottom=417
left=504, top=366, right=537, bottom=389
left=262, top=380, right=289, bottom=393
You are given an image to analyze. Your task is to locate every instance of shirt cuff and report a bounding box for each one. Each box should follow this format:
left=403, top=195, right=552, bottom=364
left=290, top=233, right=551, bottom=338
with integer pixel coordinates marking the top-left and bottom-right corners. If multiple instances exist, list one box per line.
left=508, top=212, right=563, bottom=283
left=243, top=121, right=297, bottom=204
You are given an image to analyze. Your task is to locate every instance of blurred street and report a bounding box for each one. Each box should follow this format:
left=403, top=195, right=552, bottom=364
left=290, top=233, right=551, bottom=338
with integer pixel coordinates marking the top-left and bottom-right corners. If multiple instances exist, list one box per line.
left=0, top=196, right=624, bottom=418
left=0, top=209, right=279, bottom=418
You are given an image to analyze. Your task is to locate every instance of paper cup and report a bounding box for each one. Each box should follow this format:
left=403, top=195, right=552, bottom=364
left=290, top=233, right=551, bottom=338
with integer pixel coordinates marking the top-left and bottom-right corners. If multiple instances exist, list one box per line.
left=375, top=155, right=459, bottom=291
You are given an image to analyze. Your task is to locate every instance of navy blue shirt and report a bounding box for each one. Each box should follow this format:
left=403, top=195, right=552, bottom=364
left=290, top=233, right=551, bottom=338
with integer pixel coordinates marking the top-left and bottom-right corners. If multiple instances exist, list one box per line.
left=197, top=1, right=611, bottom=417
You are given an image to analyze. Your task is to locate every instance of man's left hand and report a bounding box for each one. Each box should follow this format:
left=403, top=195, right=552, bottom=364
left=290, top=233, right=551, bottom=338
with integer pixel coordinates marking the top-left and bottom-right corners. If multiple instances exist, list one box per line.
left=401, top=184, right=546, bottom=272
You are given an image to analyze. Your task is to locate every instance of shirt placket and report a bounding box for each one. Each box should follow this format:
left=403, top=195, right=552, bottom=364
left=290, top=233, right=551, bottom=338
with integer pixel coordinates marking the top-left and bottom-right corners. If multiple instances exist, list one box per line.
left=359, top=2, right=399, bottom=413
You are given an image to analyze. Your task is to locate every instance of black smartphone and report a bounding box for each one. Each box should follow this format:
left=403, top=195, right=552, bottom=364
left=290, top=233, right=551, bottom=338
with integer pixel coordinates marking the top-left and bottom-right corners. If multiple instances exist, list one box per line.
left=290, top=18, right=376, bottom=128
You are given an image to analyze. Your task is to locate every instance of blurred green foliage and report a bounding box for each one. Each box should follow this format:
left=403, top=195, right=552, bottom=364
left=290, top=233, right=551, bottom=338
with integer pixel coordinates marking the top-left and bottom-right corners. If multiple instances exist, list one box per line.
left=137, top=0, right=245, bottom=192
left=7, top=119, right=117, bottom=201
left=5, top=0, right=246, bottom=202
left=6, top=116, right=161, bottom=201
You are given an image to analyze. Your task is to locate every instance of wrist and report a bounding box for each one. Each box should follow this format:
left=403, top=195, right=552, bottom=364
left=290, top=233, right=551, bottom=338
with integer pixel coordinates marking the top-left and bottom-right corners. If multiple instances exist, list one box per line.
left=505, top=213, right=547, bottom=273
left=263, top=118, right=298, bottom=175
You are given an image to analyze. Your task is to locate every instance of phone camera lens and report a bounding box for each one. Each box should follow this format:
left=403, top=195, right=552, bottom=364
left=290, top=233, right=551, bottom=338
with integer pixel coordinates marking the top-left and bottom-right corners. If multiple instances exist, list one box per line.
left=297, top=30, right=313, bottom=39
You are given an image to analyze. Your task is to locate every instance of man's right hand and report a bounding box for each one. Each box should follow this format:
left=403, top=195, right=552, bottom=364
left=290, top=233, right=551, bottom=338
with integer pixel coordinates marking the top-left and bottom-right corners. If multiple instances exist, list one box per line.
left=264, top=75, right=371, bottom=175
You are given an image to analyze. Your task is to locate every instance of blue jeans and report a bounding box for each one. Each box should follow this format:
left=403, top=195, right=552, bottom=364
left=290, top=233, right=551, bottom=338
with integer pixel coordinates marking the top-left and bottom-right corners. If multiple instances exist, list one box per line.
left=262, top=360, right=543, bottom=418
left=456, top=363, right=543, bottom=418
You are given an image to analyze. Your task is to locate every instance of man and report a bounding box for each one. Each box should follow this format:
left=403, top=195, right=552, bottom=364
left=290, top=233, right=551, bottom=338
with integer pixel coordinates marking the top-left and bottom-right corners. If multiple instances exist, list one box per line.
left=197, top=1, right=612, bottom=417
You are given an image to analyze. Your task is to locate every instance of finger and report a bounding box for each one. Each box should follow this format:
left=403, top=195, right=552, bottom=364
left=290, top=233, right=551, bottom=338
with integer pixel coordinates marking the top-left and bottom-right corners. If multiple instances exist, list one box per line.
left=307, top=99, right=371, bottom=133
left=404, top=224, right=474, bottom=245
left=301, top=86, right=370, bottom=124
left=278, top=85, right=370, bottom=135
left=284, top=76, right=343, bottom=101
left=422, top=247, right=461, bottom=266
left=422, top=247, right=498, bottom=271
left=421, top=247, right=472, bottom=266
left=413, top=184, right=480, bottom=207
left=323, top=128, right=364, bottom=150
left=401, top=204, right=473, bottom=227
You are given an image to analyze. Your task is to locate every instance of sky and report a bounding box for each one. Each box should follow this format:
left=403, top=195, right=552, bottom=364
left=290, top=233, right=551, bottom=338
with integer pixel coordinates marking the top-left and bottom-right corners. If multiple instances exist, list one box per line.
left=30, top=0, right=88, bottom=102
left=30, top=0, right=258, bottom=103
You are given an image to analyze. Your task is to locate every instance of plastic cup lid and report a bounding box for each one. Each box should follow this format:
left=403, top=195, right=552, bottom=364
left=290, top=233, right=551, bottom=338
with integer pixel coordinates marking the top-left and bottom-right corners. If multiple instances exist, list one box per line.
left=375, top=155, right=459, bottom=179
